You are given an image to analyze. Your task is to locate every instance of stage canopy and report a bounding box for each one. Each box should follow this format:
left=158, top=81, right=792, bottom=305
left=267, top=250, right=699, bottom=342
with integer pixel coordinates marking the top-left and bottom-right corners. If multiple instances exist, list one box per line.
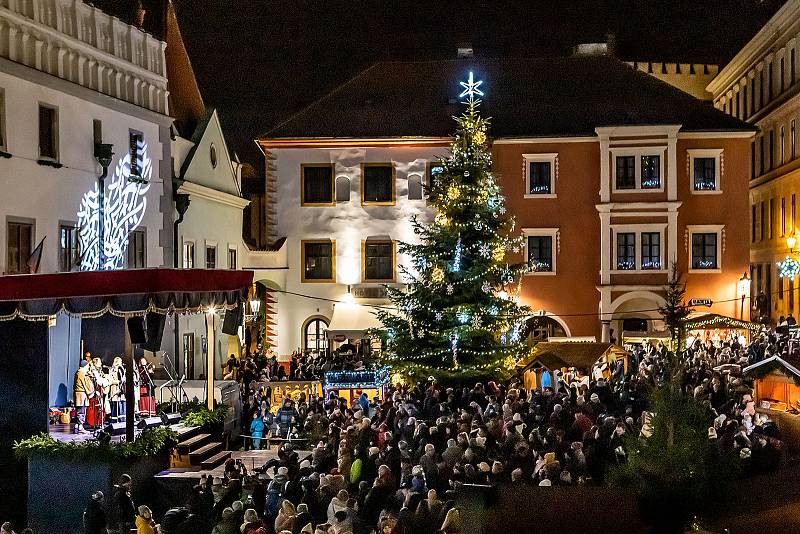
left=0, top=268, right=253, bottom=321
left=517, top=342, right=626, bottom=373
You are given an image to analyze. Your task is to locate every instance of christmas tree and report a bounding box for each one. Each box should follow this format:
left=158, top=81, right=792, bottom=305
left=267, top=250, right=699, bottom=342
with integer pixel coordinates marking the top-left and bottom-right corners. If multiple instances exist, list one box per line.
left=375, top=73, right=530, bottom=380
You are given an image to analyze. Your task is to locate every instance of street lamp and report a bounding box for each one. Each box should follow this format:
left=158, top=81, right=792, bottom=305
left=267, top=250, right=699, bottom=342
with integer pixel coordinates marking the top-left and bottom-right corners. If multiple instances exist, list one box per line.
left=788, top=234, right=798, bottom=253
left=94, top=143, right=114, bottom=270
left=738, top=272, right=751, bottom=320
left=249, top=297, right=261, bottom=319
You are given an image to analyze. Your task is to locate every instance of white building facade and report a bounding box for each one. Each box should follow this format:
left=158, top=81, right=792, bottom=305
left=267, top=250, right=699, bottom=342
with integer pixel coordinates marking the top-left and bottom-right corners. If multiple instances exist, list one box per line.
left=254, top=141, right=446, bottom=357
left=0, top=0, right=173, bottom=275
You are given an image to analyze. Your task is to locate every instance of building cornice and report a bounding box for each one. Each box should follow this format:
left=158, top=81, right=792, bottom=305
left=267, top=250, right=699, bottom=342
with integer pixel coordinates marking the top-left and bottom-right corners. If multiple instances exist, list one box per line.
left=708, top=0, right=800, bottom=95
left=493, top=136, right=597, bottom=144
left=177, top=181, right=250, bottom=209
left=596, top=201, right=683, bottom=213
left=256, top=137, right=451, bottom=149
left=676, top=131, right=756, bottom=139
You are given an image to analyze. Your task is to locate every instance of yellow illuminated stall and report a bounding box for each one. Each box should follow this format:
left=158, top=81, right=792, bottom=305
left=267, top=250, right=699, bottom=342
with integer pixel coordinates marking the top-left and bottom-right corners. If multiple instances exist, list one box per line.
left=253, top=381, right=323, bottom=413
left=744, top=355, right=800, bottom=454
left=684, top=313, right=762, bottom=344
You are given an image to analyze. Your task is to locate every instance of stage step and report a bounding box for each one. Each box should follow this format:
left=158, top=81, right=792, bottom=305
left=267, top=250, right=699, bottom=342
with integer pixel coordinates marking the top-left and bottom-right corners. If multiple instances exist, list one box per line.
left=176, top=433, right=210, bottom=454
left=200, top=450, right=231, bottom=470
left=189, top=442, right=222, bottom=465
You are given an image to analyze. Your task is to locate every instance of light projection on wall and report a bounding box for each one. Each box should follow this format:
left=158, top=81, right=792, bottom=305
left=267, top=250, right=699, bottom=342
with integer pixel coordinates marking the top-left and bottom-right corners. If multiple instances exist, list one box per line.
left=77, top=140, right=151, bottom=270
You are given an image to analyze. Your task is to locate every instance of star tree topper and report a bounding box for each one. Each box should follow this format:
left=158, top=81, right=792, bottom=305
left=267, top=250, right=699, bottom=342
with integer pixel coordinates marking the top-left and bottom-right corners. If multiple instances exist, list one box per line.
left=459, top=71, right=484, bottom=102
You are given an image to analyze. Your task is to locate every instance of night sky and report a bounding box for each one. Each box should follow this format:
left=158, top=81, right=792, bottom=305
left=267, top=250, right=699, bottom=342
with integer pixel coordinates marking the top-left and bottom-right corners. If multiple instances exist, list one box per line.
left=175, top=0, right=785, bottom=167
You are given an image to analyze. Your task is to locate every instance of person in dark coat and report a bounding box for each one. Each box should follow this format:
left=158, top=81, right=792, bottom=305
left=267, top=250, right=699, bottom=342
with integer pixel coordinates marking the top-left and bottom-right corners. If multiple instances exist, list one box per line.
left=109, top=474, right=136, bottom=534
left=83, top=491, right=106, bottom=534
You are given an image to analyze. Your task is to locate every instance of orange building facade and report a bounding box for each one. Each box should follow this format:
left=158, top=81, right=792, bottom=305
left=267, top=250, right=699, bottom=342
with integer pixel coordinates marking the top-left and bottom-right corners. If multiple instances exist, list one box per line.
left=495, top=129, right=753, bottom=341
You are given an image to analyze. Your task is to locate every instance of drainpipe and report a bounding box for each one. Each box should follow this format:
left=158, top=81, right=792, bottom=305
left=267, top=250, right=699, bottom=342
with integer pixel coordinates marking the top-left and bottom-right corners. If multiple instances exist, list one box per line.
left=173, top=190, right=191, bottom=374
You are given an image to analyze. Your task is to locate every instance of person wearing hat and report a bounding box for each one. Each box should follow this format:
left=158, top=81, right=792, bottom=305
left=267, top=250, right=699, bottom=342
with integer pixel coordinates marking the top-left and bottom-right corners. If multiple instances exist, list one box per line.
left=327, top=489, right=349, bottom=524
left=73, top=359, right=96, bottom=433
left=109, top=473, right=136, bottom=534
left=135, top=505, right=155, bottom=534
left=211, top=507, right=237, bottom=534
left=274, top=500, right=297, bottom=534
left=83, top=491, right=106, bottom=534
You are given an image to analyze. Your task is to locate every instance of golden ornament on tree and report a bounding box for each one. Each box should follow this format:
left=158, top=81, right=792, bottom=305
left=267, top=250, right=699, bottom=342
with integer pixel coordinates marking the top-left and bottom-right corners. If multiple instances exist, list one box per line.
left=431, top=266, right=445, bottom=283
left=447, top=185, right=460, bottom=200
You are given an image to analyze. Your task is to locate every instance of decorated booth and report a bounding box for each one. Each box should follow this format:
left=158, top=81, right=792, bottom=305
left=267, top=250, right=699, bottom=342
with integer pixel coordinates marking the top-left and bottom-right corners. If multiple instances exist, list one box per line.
left=253, top=380, right=324, bottom=413
left=516, top=342, right=627, bottom=392
left=324, top=367, right=390, bottom=405
left=743, top=355, right=800, bottom=454
left=684, top=313, right=762, bottom=345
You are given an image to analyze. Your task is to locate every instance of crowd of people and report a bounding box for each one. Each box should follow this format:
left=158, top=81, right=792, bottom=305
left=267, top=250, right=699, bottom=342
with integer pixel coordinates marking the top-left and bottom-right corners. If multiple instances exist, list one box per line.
left=4, top=328, right=795, bottom=534
left=224, top=348, right=366, bottom=385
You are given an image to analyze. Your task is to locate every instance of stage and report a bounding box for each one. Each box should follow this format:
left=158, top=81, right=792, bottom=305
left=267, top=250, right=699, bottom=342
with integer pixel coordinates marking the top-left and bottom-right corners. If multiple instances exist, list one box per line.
left=48, top=422, right=197, bottom=444
left=154, top=448, right=312, bottom=480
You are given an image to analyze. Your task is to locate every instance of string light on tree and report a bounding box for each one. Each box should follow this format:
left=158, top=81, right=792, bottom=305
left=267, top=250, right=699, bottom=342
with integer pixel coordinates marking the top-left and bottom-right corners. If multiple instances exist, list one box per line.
left=778, top=257, right=800, bottom=279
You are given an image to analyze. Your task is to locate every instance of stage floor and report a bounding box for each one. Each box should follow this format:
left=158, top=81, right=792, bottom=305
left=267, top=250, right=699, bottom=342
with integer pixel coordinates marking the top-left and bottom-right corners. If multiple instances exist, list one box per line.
left=49, top=423, right=127, bottom=443
left=155, top=449, right=312, bottom=480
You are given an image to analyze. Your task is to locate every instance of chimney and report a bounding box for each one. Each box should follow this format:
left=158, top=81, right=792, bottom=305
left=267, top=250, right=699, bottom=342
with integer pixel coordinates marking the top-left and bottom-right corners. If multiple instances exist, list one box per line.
left=457, top=42, right=474, bottom=58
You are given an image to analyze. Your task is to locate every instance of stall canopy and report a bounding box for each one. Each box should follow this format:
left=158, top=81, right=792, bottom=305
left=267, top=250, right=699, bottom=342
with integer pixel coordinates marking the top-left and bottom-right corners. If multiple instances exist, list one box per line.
left=327, top=302, right=386, bottom=339
left=684, top=313, right=762, bottom=334
left=0, top=268, right=253, bottom=320
left=517, top=342, right=627, bottom=373
left=743, top=355, right=800, bottom=386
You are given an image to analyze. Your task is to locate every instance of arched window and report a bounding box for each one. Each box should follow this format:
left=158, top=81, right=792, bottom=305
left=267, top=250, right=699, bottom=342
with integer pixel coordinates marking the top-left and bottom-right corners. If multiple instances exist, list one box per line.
left=304, top=318, right=329, bottom=356
left=524, top=316, right=567, bottom=341
left=407, top=174, right=423, bottom=200
left=336, top=176, right=351, bottom=202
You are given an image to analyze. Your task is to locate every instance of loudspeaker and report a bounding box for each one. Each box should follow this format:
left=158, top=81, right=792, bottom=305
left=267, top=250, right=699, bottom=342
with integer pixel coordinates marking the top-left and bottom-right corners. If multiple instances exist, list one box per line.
left=127, top=317, right=146, bottom=345
left=222, top=303, right=243, bottom=335
left=143, top=313, right=166, bottom=352
left=104, top=421, right=127, bottom=436
left=161, top=413, right=181, bottom=426
left=137, top=416, right=162, bottom=429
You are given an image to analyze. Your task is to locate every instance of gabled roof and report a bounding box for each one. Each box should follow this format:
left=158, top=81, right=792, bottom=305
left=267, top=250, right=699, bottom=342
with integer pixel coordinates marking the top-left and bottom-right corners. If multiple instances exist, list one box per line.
left=518, top=342, right=626, bottom=373
left=743, top=355, right=800, bottom=386
left=260, top=56, right=754, bottom=141
left=178, top=108, right=241, bottom=198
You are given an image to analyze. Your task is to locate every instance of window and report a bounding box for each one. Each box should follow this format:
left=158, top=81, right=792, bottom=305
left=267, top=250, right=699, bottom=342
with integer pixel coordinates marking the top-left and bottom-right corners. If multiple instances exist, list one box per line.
left=751, top=140, right=756, bottom=180
left=752, top=204, right=757, bottom=243
left=363, top=239, right=394, bottom=281
left=781, top=126, right=786, bottom=165
left=523, top=229, right=558, bottom=275
left=770, top=198, right=775, bottom=239
left=792, top=119, right=796, bottom=160
left=793, top=49, right=797, bottom=85
left=205, top=244, right=216, bottom=269
left=769, top=62, right=774, bottom=101
left=59, top=224, right=80, bottom=272
left=129, top=131, right=144, bottom=180
left=304, top=318, right=329, bottom=357
left=182, top=333, right=195, bottom=379
left=782, top=197, right=787, bottom=236
left=228, top=247, right=237, bottom=269
left=7, top=221, right=32, bottom=274
left=780, top=56, right=785, bottom=92
left=302, top=240, right=335, bottom=282
left=743, top=85, right=748, bottom=119
left=0, top=89, right=5, bottom=150
left=761, top=201, right=766, bottom=241
left=760, top=136, right=765, bottom=176
left=689, top=149, right=722, bottom=193
left=38, top=104, right=58, bottom=161
left=361, top=163, right=395, bottom=205
left=641, top=155, right=661, bottom=189
left=427, top=162, right=444, bottom=189
left=301, top=164, right=335, bottom=205
left=791, top=278, right=795, bottom=314
left=689, top=227, right=723, bottom=272
left=182, top=241, right=195, bottom=269
left=779, top=275, right=784, bottom=301
left=769, top=130, right=775, bottom=170
left=523, top=154, right=558, bottom=197
left=615, top=156, right=636, bottom=190
left=794, top=194, right=797, bottom=234
left=127, top=230, right=146, bottom=268
left=527, top=236, right=553, bottom=273
left=641, top=232, right=661, bottom=270
left=335, top=175, right=351, bottom=202
left=616, top=233, right=636, bottom=270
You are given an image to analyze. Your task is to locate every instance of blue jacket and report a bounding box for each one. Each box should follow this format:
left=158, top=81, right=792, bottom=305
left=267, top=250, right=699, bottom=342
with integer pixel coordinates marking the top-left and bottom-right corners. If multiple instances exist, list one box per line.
left=250, top=417, right=265, bottom=437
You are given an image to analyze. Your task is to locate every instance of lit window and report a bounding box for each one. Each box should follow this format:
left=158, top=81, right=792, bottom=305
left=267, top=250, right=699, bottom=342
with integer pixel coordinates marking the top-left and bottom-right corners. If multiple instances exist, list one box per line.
left=129, top=131, right=145, bottom=181
left=304, top=318, right=329, bottom=356
left=364, top=240, right=394, bottom=281
left=362, top=164, right=394, bottom=204
left=127, top=230, right=146, bottom=269
left=527, top=236, right=553, bottom=272
left=205, top=245, right=216, bottom=269
left=641, top=155, right=661, bottom=189
left=523, top=154, right=557, bottom=197
left=616, top=233, right=636, bottom=270
left=640, top=232, right=661, bottom=270
left=301, top=164, right=334, bottom=205
left=689, top=149, right=723, bottom=193
left=59, top=224, right=80, bottom=272
left=182, top=241, right=195, bottom=269
left=7, top=221, right=33, bottom=274
left=691, top=233, right=718, bottom=270
left=302, top=240, right=335, bottom=282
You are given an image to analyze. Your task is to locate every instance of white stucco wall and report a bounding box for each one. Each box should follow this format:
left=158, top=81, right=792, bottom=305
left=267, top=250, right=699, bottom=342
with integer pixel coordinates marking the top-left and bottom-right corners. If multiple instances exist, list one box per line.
left=0, top=70, right=168, bottom=274
left=269, top=146, right=444, bottom=355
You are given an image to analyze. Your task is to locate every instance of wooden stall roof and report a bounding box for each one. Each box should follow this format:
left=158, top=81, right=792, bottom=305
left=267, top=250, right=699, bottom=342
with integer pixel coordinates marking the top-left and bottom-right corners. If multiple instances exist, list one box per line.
left=684, top=313, right=762, bottom=333
left=744, top=356, right=800, bottom=386
left=517, top=342, right=626, bottom=373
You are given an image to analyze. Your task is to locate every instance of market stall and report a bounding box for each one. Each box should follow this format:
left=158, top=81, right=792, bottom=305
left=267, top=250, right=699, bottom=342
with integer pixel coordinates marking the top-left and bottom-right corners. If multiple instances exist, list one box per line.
left=743, top=355, right=800, bottom=455
left=621, top=330, right=671, bottom=350
left=516, top=342, right=627, bottom=392
left=684, top=313, right=762, bottom=345
left=324, top=367, right=390, bottom=406
left=252, top=380, right=323, bottom=412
